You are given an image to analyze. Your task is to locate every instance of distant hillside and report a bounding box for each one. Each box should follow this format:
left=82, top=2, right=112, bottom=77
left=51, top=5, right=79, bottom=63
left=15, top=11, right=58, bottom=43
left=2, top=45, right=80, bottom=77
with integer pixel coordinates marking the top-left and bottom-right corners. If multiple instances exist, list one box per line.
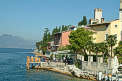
left=0, top=34, right=33, bottom=49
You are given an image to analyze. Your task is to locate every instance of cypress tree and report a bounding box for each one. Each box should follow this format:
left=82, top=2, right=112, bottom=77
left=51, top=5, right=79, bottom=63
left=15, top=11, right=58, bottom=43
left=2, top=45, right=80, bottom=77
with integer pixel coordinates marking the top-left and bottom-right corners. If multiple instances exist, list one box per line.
left=78, top=16, right=87, bottom=26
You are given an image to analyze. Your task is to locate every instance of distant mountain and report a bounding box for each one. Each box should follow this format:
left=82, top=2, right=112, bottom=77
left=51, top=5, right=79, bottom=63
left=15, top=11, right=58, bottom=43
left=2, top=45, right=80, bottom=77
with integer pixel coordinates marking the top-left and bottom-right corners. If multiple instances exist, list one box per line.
left=0, top=34, right=34, bottom=49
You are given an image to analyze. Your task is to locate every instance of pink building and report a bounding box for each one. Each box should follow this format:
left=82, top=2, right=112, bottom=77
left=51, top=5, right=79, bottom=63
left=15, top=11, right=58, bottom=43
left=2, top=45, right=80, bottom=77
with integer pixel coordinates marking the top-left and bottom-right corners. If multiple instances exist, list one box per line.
left=52, top=26, right=76, bottom=51
left=60, top=31, right=71, bottom=46
left=53, top=31, right=71, bottom=50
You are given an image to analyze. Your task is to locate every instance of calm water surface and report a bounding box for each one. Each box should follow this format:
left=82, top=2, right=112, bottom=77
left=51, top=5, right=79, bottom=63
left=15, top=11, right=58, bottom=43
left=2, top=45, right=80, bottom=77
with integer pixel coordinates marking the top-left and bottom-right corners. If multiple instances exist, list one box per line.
left=0, top=48, right=90, bottom=81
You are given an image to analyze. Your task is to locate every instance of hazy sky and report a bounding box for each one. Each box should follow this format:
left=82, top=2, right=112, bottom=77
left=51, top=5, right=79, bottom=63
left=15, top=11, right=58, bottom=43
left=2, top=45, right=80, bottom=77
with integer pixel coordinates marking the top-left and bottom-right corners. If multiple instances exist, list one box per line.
left=0, top=0, right=120, bottom=41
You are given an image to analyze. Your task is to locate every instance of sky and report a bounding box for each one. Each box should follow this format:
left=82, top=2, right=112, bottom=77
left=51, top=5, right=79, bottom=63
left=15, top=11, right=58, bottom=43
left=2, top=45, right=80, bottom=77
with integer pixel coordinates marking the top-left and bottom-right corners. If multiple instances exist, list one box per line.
left=0, top=0, right=120, bottom=41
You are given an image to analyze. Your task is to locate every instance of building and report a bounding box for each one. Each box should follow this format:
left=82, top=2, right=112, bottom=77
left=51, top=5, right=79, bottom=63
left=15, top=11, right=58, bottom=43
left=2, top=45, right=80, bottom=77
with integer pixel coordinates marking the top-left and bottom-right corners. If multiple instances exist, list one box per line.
left=89, top=8, right=104, bottom=24
left=51, top=0, right=122, bottom=52
left=53, top=31, right=71, bottom=50
left=89, top=0, right=122, bottom=46
left=50, top=26, right=77, bottom=51
left=60, top=31, right=71, bottom=46
left=89, top=19, right=121, bottom=46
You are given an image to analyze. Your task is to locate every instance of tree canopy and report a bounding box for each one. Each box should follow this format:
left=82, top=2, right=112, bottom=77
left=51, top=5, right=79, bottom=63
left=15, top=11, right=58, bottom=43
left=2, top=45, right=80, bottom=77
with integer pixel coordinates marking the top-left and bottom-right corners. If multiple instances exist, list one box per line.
left=114, top=41, right=122, bottom=56
left=69, top=28, right=93, bottom=54
left=106, top=35, right=117, bottom=57
left=78, top=16, right=87, bottom=26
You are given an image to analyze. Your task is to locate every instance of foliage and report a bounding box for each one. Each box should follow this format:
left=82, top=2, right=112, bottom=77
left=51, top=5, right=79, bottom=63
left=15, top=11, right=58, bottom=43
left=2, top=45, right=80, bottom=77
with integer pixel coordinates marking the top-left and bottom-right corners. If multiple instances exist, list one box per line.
left=99, top=42, right=109, bottom=56
left=118, top=56, right=122, bottom=64
left=75, top=59, right=82, bottom=69
left=69, top=28, right=93, bottom=54
left=78, top=16, right=87, bottom=26
left=61, top=25, right=70, bottom=32
left=51, top=25, right=70, bottom=41
left=52, top=26, right=60, bottom=39
left=36, top=41, right=41, bottom=50
left=119, top=41, right=122, bottom=45
left=86, top=41, right=94, bottom=55
left=36, top=25, right=70, bottom=53
left=50, top=54, right=54, bottom=60
left=114, top=41, right=122, bottom=56
left=92, top=43, right=102, bottom=61
left=35, top=28, right=51, bottom=54
left=106, top=35, right=117, bottom=57
left=58, top=46, right=69, bottom=51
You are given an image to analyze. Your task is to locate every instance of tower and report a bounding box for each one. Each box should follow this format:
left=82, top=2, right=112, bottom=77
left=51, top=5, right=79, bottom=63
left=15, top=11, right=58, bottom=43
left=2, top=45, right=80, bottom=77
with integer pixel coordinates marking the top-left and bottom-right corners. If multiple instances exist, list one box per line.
left=94, top=8, right=103, bottom=23
left=120, top=0, right=122, bottom=40
left=120, top=0, right=122, bottom=22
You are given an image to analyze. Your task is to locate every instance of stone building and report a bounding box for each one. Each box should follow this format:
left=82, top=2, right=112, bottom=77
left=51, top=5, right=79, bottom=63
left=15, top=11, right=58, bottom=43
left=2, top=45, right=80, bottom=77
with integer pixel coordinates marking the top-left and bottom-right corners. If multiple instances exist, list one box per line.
left=89, top=0, right=122, bottom=47
left=89, top=19, right=121, bottom=46
left=89, top=8, right=104, bottom=24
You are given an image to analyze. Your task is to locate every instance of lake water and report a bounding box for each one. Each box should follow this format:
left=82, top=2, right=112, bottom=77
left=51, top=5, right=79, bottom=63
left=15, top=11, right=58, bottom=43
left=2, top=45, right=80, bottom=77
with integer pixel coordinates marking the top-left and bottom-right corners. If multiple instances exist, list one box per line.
left=0, top=48, right=90, bottom=81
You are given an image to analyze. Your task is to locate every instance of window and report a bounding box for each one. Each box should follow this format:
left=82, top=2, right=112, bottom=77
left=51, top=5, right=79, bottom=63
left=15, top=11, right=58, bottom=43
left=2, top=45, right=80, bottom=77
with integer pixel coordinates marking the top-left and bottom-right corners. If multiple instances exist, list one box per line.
left=105, top=34, right=108, bottom=40
left=115, top=25, right=117, bottom=27
left=93, top=55, right=97, bottom=62
left=106, top=24, right=109, bottom=28
left=84, top=55, right=88, bottom=61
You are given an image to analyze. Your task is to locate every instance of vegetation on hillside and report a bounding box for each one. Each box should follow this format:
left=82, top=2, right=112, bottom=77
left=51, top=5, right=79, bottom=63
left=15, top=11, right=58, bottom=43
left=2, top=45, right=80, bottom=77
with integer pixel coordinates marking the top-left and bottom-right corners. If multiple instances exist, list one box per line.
left=36, top=15, right=119, bottom=62
left=69, top=28, right=93, bottom=54
left=68, top=28, right=117, bottom=62
left=78, top=16, right=87, bottom=26
left=36, top=25, right=70, bottom=54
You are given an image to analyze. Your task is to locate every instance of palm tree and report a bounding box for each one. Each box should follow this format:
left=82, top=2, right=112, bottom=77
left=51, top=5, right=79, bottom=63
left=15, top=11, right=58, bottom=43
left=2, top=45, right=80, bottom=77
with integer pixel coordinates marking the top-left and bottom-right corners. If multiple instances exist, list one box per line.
left=92, top=43, right=101, bottom=62
left=106, top=35, right=117, bottom=57
left=98, top=42, right=109, bottom=62
left=114, top=41, right=122, bottom=56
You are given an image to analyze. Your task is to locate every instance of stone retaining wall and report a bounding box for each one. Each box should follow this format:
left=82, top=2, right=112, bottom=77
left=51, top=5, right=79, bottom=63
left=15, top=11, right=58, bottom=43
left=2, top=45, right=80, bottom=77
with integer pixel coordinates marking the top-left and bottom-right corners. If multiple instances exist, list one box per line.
left=77, top=55, right=108, bottom=74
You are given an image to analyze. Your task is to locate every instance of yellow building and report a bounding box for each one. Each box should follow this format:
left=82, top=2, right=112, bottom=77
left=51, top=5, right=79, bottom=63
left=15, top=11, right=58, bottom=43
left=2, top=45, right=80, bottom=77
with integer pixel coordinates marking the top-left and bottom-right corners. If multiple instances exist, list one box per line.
left=89, top=19, right=121, bottom=46
left=88, top=6, right=122, bottom=56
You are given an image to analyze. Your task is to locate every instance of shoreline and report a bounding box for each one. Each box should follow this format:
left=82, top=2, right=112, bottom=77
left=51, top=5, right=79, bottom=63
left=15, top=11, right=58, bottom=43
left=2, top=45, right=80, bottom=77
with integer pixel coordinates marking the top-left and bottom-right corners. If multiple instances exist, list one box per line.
left=29, top=52, right=97, bottom=81
left=33, top=66, right=96, bottom=81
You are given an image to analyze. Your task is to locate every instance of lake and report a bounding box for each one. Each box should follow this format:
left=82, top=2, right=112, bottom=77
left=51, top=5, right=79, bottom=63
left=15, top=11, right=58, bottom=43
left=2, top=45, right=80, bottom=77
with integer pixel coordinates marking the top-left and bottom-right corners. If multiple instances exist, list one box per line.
left=0, top=48, right=90, bottom=81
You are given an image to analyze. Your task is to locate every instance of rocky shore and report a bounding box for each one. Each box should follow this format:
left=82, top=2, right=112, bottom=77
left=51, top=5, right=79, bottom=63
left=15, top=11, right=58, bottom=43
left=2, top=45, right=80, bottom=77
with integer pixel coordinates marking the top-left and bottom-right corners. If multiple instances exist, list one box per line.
left=31, top=61, right=97, bottom=81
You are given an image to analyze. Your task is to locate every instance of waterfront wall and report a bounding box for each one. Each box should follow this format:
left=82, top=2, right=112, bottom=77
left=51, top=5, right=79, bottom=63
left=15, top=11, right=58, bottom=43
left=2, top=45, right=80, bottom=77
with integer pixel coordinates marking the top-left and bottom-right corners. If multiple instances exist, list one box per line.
left=77, top=55, right=108, bottom=74
left=82, top=61, right=107, bottom=74
left=27, top=54, right=115, bottom=75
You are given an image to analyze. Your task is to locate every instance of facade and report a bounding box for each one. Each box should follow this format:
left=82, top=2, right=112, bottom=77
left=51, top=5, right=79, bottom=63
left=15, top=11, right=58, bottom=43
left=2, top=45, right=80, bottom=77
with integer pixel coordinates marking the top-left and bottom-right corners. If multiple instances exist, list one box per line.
left=89, top=0, right=122, bottom=45
left=54, top=31, right=71, bottom=46
left=52, top=31, right=71, bottom=51
left=60, top=31, right=71, bottom=47
left=89, top=19, right=121, bottom=46
left=52, top=26, right=76, bottom=51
